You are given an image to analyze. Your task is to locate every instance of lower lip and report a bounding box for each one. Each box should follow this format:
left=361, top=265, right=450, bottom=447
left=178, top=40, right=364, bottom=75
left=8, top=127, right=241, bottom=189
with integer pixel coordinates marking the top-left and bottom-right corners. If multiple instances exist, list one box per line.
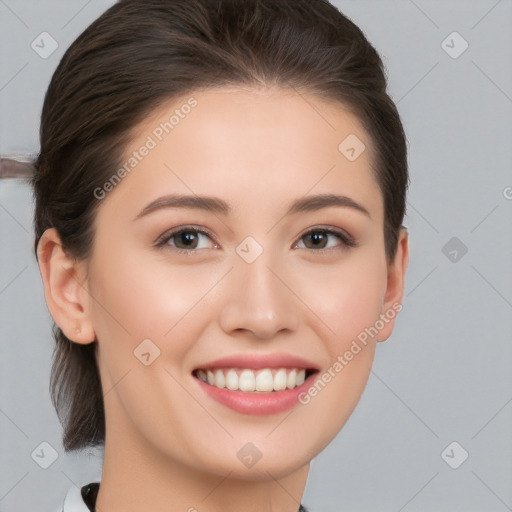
left=193, top=373, right=316, bottom=415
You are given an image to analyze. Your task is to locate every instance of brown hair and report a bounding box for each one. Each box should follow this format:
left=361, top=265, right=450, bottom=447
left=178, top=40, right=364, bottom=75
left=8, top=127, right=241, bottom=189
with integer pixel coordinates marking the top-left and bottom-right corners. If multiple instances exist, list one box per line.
left=32, top=0, right=409, bottom=452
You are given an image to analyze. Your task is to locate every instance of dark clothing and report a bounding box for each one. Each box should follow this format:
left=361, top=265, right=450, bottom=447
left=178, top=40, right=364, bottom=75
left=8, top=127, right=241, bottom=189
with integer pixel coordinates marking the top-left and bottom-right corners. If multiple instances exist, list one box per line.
left=80, top=482, right=308, bottom=512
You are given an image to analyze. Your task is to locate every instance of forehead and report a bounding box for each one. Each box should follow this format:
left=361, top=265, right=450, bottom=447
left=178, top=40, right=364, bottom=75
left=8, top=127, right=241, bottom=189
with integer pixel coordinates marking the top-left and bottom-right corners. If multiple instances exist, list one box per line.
left=102, top=86, right=382, bottom=221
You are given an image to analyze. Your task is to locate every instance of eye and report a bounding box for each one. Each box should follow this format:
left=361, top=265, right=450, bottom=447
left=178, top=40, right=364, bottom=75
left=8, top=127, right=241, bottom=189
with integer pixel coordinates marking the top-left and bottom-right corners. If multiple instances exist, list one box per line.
left=154, top=226, right=218, bottom=255
left=295, top=227, right=357, bottom=251
left=154, top=225, right=357, bottom=256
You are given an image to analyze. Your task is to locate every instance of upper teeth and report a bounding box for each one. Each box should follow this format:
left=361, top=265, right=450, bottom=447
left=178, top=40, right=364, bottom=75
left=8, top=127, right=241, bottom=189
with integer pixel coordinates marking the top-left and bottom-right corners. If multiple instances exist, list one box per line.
left=196, top=368, right=306, bottom=392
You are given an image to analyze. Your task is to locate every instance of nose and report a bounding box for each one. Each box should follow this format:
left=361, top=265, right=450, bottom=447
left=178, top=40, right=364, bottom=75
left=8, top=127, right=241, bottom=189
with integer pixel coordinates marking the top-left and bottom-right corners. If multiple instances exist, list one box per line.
left=218, top=254, right=300, bottom=340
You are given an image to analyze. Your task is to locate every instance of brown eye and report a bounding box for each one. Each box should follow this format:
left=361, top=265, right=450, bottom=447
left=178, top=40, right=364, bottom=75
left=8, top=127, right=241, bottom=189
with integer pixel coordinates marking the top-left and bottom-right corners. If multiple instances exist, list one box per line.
left=155, top=226, right=217, bottom=255
left=297, top=228, right=356, bottom=250
left=172, top=230, right=201, bottom=249
left=303, top=230, right=329, bottom=249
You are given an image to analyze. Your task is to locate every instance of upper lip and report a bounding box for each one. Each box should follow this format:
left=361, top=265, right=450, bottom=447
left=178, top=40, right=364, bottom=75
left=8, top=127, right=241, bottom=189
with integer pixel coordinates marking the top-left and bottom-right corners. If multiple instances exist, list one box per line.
left=193, top=353, right=320, bottom=372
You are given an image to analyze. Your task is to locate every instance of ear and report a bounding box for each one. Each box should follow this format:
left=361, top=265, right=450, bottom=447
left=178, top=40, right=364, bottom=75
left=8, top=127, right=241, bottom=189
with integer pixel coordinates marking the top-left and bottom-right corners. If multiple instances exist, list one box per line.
left=36, top=228, right=96, bottom=344
left=377, top=227, right=409, bottom=342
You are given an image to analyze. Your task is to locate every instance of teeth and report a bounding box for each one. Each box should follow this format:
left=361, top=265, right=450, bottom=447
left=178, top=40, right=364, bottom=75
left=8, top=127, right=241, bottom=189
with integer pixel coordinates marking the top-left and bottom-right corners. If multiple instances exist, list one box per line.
left=214, top=369, right=225, bottom=388
left=196, top=368, right=307, bottom=392
left=256, top=369, right=274, bottom=392
left=226, top=369, right=238, bottom=391
left=239, top=370, right=256, bottom=392
left=273, top=369, right=287, bottom=391
left=287, top=369, right=296, bottom=389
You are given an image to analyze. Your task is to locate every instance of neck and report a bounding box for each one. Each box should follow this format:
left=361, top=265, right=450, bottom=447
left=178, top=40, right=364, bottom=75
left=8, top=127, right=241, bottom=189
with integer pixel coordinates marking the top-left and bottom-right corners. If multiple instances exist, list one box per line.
left=95, top=407, right=309, bottom=512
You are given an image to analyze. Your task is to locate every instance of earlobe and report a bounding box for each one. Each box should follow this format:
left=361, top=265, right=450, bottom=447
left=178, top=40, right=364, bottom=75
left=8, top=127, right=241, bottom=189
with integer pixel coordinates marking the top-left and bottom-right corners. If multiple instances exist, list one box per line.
left=377, top=228, right=409, bottom=342
left=36, top=228, right=96, bottom=345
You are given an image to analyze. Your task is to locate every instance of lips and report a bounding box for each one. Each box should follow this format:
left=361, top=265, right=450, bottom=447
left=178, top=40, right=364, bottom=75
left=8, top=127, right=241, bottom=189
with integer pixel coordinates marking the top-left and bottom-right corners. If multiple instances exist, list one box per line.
left=192, top=353, right=320, bottom=372
left=191, top=353, right=319, bottom=415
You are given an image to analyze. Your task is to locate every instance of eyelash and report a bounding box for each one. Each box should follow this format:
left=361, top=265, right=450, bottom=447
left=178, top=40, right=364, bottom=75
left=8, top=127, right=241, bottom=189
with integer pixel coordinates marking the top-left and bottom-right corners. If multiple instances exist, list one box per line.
left=154, top=225, right=357, bottom=256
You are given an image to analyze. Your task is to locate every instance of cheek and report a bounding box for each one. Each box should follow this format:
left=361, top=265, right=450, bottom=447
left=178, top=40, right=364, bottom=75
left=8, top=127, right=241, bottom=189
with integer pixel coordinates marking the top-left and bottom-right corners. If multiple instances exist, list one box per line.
left=291, top=251, right=387, bottom=438
left=292, top=257, right=386, bottom=448
left=293, top=251, right=388, bottom=354
left=88, top=248, right=220, bottom=367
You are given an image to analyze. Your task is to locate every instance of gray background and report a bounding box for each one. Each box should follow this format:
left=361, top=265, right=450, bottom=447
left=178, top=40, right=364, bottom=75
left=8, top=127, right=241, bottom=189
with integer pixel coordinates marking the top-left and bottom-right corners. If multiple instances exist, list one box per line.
left=1, top=1, right=511, bottom=511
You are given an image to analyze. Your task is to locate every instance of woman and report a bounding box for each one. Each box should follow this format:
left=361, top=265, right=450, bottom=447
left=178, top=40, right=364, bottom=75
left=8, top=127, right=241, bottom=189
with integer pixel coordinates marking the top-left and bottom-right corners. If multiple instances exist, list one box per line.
left=32, top=0, right=409, bottom=510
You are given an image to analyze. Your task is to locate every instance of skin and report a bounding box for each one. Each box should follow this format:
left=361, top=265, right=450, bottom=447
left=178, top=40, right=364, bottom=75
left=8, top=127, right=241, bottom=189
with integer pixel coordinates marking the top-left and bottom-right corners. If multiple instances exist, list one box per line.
left=37, top=86, right=408, bottom=512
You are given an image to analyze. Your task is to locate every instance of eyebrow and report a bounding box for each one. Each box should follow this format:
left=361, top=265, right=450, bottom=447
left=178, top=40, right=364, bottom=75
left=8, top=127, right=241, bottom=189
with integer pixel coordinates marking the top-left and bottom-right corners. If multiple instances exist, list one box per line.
left=134, top=193, right=371, bottom=220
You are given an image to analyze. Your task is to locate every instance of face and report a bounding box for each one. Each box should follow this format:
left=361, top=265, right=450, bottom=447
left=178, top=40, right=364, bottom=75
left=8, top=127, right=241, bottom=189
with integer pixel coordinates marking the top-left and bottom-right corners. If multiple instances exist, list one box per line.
left=79, top=87, right=406, bottom=480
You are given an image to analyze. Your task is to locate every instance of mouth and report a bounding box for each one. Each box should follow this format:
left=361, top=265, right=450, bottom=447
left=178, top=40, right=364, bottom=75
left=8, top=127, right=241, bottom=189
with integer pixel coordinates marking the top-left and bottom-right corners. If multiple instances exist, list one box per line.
left=192, top=367, right=318, bottom=393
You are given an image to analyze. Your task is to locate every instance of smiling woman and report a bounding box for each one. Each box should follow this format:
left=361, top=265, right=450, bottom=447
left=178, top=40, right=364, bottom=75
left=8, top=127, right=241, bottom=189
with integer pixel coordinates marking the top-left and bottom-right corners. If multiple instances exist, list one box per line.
left=31, top=1, right=409, bottom=511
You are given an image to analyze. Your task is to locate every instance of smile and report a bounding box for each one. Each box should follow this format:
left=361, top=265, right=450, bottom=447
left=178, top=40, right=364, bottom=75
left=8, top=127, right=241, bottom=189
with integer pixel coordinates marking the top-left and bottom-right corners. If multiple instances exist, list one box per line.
left=193, top=367, right=311, bottom=392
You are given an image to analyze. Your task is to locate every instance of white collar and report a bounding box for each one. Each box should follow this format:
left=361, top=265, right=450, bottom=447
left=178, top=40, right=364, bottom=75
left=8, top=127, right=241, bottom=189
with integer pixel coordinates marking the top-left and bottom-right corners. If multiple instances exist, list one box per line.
left=61, top=484, right=95, bottom=512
